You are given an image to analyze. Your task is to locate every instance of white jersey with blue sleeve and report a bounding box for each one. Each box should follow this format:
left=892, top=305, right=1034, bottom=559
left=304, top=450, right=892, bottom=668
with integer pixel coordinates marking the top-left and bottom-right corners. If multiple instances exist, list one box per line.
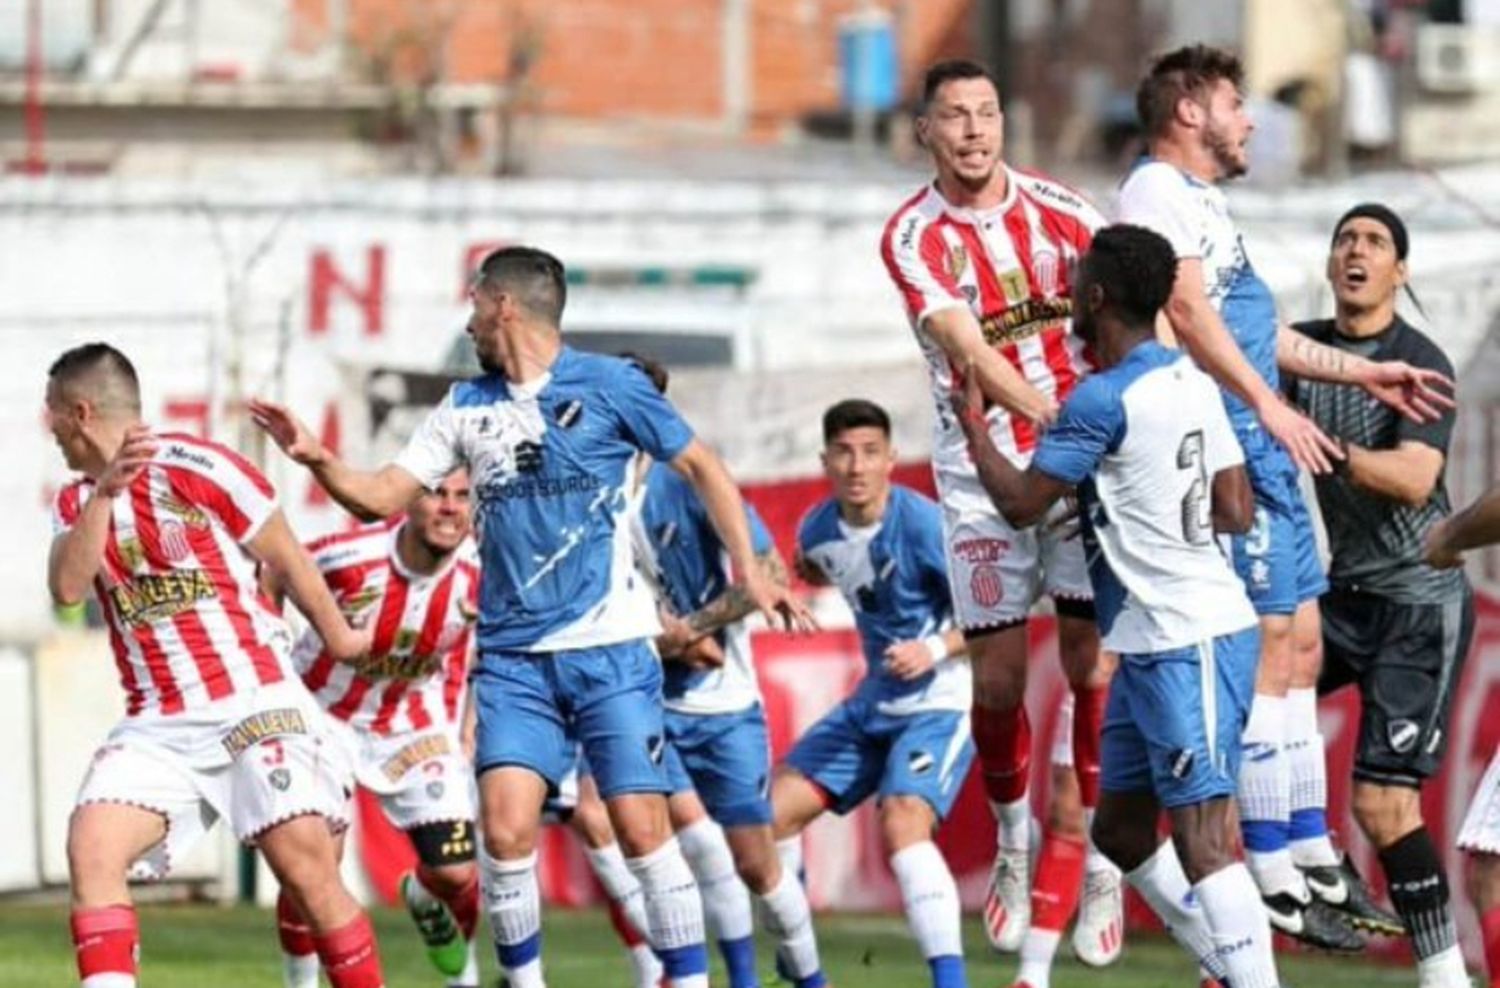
left=1115, top=159, right=1283, bottom=445
left=395, top=347, right=695, bottom=654
left=1031, top=342, right=1257, bottom=654
left=630, top=462, right=768, bottom=716
left=798, top=485, right=970, bottom=715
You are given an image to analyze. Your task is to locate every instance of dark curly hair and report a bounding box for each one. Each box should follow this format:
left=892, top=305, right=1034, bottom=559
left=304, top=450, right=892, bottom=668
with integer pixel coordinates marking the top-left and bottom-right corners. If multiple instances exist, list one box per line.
left=1136, top=44, right=1244, bottom=138
left=1082, top=225, right=1177, bottom=327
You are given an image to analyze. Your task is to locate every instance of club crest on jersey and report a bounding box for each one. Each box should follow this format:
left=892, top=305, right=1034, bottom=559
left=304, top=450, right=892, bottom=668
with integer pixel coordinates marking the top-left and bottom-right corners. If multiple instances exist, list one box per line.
left=907, top=750, right=935, bottom=776
left=1169, top=748, right=1196, bottom=779
left=946, top=243, right=968, bottom=281
left=158, top=519, right=192, bottom=563
left=970, top=564, right=1004, bottom=609
left=1032, top=249, right=1060, bottom=297
left=555, top=399, right=584, bottom=429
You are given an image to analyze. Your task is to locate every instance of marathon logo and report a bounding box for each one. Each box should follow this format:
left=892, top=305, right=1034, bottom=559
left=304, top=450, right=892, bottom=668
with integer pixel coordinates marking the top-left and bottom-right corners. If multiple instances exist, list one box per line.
left=979, top=297, right=1073, bottom=346
left=109, top=570, right=218, bottom=625
left=897, top=212, right=921, bottom=251
left=381, top=734, right=451, bottom=782
left=222, top=708, right=308, bottom=758
left=162, top=443, right=217, bottom=472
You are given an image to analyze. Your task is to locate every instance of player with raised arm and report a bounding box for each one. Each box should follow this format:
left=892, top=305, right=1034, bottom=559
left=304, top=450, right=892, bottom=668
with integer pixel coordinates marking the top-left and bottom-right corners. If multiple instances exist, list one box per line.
left=777, top=399, right=973, bottom=988
left=956, top=224, right=1279, bottom=988
left=1287, top=204, right=1472, bottom=987
left=626, top=357, right=827, bottom=988
left=250, top=246, right=812, bottom=988
left=44, top=343, right=385, bottom=988
left=879, top=57, right=1120, bottom=955
left=1119, top=44, right=1448, bottom=949
left=267, top=470, right=483, bottom=988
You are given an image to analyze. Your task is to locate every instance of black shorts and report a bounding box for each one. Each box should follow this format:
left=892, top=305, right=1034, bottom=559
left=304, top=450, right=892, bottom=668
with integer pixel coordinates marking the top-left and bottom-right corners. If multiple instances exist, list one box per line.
left=1317, top=585, right=1474, bottom=787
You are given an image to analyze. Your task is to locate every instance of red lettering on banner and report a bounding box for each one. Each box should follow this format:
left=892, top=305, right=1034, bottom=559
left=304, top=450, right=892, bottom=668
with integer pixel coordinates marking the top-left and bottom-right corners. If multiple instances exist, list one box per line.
left=163, top=398, right=210, bottom=438
left=459, top=241, right=506, bottom=300
left=305, top=403, right=341, bottom=507
left=308, top=245, right=386, bottom=337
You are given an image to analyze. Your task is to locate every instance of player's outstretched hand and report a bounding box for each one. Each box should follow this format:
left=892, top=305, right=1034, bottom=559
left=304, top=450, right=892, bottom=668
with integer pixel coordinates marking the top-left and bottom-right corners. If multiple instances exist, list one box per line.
left=883, top=639, right=937, bottom=681
left=1423, top=518, right=1464, bottom=570
left=1259, top=397, right=1342, bottom=474
left=1355, top=360, right=1456, bottom=424
left=247, top=399, right=327, bottom=467
left=98, top=425, right=157, bottom=498
left=746, top=570, right=818, bottom=634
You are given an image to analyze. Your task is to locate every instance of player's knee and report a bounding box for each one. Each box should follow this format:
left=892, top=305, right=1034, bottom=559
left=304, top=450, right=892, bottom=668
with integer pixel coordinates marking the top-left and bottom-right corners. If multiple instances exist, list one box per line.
left=731, top=843, right=780, bottom=895
left=66, top=822, right=127, bottom=895
left=418, top=861, right=478, bottom=899
left=1351, top=783, right=1421, bottom=848
left=609, top=794, right=673, bottom=858
left=878, top=796, right=935, bottom=852
left=1046, top=770, right=1085, bottom=836
left=1090, top=804, right=1152, bottom=872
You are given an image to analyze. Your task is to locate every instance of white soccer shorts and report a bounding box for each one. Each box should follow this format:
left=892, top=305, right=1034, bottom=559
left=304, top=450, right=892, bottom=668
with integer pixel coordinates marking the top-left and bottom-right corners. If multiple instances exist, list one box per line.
left=332, top=722, right=476, bottom=831
left=1459, top=747, right=1500, bottom=854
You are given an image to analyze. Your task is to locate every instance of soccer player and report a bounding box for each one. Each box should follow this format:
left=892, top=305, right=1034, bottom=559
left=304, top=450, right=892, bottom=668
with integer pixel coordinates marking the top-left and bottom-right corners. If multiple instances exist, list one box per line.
left=1119, top=44, right=1448, bottom=947
left=779, top=398, right=974, bottom=988
left=251, top=245, right=811, bottom=988
left=1287, top=204, right=1472, bottom=987
left=268, top=470, right=483, bottom=988
left=1430, top=485, right=1500, bottom=988
left=631, top=386, right=826, bottom=986
left=44, top=343, right=385, bottom=988
left=955, top=223, right=1279, bottom=988
left=879, top=57, right=1116, bottom=952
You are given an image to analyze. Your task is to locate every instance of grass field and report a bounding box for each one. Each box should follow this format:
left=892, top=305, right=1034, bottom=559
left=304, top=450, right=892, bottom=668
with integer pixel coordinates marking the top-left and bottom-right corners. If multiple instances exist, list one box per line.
left=0, top=903, right=1425, bottom=987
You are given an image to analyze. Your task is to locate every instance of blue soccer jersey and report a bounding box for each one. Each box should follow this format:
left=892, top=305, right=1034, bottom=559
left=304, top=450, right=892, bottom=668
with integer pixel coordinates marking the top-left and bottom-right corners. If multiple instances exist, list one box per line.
left=798, top=485, right=969, bottom=714
left=395, top=347, right=694, bottom=654
left=632, top=461, right=770, bottom=715
left=1031, top=341, right=1258, bottom=653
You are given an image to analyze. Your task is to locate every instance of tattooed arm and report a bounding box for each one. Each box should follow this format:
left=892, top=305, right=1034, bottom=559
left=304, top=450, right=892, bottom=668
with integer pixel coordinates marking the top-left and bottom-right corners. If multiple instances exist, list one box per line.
left=1277, top=325, right=1453, bottom=423
left=683, top=548, right=790, bottom=638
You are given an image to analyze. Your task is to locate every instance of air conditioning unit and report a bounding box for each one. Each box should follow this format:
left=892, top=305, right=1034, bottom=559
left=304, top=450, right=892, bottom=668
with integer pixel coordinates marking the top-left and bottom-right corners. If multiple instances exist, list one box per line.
left=1417, top=24, right=1500, bottom=94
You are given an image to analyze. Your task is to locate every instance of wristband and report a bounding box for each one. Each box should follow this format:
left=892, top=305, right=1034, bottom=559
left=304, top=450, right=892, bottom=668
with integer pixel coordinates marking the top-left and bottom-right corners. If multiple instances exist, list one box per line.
left=921, top=633, right=948, bottom=663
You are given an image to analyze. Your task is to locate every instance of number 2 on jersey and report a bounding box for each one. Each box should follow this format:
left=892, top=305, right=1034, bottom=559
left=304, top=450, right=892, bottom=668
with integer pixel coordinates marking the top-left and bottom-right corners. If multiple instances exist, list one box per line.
left=1178, top=430, right=1212, bottom=545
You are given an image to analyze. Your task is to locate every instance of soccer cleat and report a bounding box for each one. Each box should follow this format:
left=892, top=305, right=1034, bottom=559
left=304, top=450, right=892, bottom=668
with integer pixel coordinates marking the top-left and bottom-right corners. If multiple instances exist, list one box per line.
left=1071, top=866, right=1124, bottom=967
left=1302, top=856, right=1405, bottom=937
left=400, top=871, right=471, bottom=978
left=1263, top=891, right=1366, bottom=953
left=983, top=846, right=1031, bottom=952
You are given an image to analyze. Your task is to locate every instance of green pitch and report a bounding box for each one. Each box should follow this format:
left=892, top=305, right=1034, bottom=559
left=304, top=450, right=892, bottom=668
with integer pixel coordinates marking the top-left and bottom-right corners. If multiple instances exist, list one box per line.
left=0, top=903, right=1420, bottom=987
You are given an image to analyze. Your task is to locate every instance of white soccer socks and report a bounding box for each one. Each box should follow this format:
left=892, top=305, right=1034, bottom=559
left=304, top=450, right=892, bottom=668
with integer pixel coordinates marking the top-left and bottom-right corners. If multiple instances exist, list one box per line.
left=1285, top=687, right=1339, bottom=868
left=890, top=841, right=968, bottom=988
left=1124, top=841, right=1229, bottom=983
left=626, top=837, right=709, bottom=988
left=676, top=818, right=758, bottom=986
left=1239, top=694, right=1305, bottom=899
left=480, top=850, right=545, bottom=988
left=1195, top=863, right=1281, bottom=988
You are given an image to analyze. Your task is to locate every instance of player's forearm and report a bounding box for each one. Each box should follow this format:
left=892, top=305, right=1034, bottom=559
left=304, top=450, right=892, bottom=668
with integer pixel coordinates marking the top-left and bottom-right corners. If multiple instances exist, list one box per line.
left=307, top=458, right=410, bottom=522
left=1343, top=444, right=1442, bottom=509
left=926, top=309, right=1053, bottom=422
left=1440, top=485, right=1500, bottom=553
left=251, top=514, right=355, bottom=649
left=1276, top=325, right=1366, bottom=384
left=48, top=495, right=114, bottom=606
left=1165, top=292, right=1281, bottom=417
left=684, top=550, right=786, bottom=636
left=966, top=432, right=1048, bottom=527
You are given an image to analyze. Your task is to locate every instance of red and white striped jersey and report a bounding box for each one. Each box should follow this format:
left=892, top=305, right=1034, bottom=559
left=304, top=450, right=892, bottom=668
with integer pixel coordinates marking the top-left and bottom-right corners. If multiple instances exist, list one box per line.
left=880, top=167, right=1105, bottom=470
left=291, top=521, right=479, bottom=737
left=51, top=434, right=294, bottom=718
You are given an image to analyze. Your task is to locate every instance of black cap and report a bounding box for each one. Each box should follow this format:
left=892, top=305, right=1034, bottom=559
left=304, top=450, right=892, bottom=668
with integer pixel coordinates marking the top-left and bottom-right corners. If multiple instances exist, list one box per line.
left=1332, top=202, right=1409, bottom=260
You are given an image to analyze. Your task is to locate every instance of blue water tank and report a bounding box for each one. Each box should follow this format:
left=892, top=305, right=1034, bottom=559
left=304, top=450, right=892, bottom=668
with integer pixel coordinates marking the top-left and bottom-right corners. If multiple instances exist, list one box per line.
left=839, top=10, right=899, bottom=112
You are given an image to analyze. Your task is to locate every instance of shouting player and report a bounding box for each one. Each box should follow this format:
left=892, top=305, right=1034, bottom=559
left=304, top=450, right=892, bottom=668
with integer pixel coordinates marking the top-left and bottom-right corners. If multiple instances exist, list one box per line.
left=45, top=343, right=385, bottom=988
left=781, top=399, right=973, bottom=988
left=252, top=246, right=811, bottom=988
left=879, top=57, right=1118, bottom=954
left=956, top=224, right=1280, bottom=987
left=1120, top=44, right=1449, bottom=948
left=268, top=470, right=483, bottom=988
left=1288, top=204, right=1471, bottom=987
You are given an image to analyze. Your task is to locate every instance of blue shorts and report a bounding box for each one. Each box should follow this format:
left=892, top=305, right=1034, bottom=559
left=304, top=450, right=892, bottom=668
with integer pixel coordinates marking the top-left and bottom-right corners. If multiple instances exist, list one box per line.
left=1232, top=465, right=1327, bottom=616
left=783, top=692, right=974, bottom=820
left=1101, top=628, right=1261, bottom=808
left=472, top=641, right=669, bottom=800
left=663, top=705, right=773, bottom=827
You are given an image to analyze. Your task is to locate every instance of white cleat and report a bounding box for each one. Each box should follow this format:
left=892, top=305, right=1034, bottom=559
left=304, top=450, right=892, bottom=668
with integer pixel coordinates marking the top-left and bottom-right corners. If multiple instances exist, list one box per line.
left=983, top=845, right=1031, bottom=952
left=1070, top=865, right=1124, bottom=967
